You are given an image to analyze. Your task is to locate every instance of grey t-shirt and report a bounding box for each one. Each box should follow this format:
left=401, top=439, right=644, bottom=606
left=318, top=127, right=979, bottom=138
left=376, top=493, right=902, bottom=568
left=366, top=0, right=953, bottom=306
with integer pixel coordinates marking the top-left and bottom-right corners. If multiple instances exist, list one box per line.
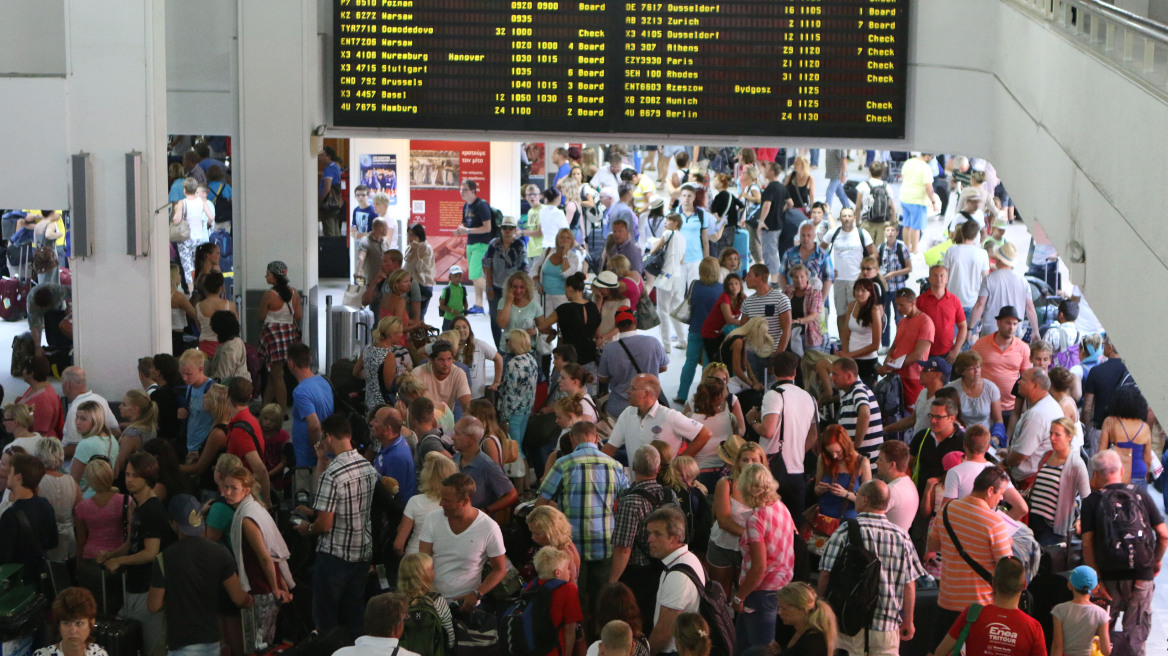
left=358, top=235, right=388, bottom=283
left=1051, top=601, right=1109, bottom=656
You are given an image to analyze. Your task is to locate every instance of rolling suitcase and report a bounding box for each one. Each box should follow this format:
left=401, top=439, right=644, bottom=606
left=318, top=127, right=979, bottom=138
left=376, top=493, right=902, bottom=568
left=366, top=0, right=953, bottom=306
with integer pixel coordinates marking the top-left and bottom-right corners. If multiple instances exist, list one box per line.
left=0, top=278, right=30, bottom=323
left=324, top=297, right=372, bottom=374
left=94, top=570, right=142, bottom=656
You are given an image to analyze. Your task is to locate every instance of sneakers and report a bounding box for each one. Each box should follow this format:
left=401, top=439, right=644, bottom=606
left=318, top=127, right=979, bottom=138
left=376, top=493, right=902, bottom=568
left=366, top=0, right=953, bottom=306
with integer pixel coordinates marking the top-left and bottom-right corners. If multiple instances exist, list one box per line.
left=467, top=305, right=485, bottom=315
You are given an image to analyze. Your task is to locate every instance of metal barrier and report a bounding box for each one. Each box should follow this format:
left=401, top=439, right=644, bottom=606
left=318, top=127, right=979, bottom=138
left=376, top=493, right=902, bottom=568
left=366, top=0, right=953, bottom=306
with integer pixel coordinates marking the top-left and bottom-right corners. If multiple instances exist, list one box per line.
left=1006, top=0, right=1168, bottom=95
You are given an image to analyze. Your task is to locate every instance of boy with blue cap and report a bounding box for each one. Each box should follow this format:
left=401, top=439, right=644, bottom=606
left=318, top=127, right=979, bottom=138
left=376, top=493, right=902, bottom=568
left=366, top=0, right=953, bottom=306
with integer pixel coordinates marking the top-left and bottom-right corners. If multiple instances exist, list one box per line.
left=1051, top=565, right=1111, bottom=656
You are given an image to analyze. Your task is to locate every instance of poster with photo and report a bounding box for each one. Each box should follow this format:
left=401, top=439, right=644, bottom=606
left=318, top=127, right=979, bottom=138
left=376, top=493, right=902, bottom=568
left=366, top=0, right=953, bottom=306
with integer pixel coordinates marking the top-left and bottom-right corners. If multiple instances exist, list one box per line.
left=358, top=154, right=397, bottom=205
left=409, top=140, right=489, bottom=283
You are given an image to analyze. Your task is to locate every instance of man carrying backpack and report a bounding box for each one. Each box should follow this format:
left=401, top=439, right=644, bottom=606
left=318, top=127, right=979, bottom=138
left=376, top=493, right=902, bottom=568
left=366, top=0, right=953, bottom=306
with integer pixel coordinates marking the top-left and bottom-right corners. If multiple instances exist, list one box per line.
left=645, top=506, right=725, bottom=656
left=818, top=481, right=924, bottom=656
left=1081, top=449, right=1168, bottom=656
left=855, top=162, right=898, bottom=245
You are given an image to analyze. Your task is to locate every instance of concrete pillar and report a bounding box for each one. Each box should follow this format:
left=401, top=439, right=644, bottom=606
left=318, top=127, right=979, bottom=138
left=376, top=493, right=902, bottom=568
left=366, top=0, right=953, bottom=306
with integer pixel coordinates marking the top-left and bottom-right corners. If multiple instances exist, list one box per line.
left=235, top=0, right=321, bottom=353
left=66, top=0, right=170, bottom=399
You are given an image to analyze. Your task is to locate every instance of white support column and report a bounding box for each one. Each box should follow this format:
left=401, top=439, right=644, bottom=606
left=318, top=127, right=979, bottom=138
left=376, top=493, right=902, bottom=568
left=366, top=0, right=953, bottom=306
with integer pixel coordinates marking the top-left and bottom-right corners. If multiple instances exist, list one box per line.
left=66, top=0, right=170, bottom=399
left=235, top=0, right=321, bottom=349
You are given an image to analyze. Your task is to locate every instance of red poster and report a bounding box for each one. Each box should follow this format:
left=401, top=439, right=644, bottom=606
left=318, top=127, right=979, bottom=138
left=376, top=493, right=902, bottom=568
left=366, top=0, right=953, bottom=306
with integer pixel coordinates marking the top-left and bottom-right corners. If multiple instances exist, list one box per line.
left=409, top=140, right=490, bottom=283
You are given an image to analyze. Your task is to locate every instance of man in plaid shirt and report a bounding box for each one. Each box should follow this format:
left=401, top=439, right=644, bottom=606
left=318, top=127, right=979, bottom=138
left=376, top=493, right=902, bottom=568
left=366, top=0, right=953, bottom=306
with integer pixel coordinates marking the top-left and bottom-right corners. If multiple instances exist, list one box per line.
left=537, top=421, right=628, bottom=618
left=293, top=414, right=380, bottom=642
left=817, top=480, right=925, bottom=656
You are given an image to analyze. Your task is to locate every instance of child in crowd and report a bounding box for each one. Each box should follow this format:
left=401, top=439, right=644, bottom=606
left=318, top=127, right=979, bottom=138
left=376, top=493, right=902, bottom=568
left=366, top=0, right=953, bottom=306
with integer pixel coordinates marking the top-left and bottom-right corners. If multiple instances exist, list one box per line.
left=438, top=266, right=467, bottom=331
left=673, top=613, right=712, bottom=656
left=351, top=184, right=375, bottom=239
left=596, top=620, right=634, bottom=656
left=983, top=216, right=1008, bottom=253
left=1052, top=566, right=1111, bottom=656
left=396, top=553, right=456, bottom=654
left=531, top=546, right=583, bottom=656
left=259, top=403, right=290, bottom=497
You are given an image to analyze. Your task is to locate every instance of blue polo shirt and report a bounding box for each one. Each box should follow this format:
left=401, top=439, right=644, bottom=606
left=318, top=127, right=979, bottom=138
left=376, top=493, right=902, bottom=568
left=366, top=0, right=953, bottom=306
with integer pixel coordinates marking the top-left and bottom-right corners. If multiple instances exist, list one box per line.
left=291, top=376, right=334, bottom=468
left=598, top=334, right=669, bottom=418
left=186, top=379, right=214, bottom=453
left=374, top=434, right=417, bottom=500
left=452, top=451, right=515, bottom=510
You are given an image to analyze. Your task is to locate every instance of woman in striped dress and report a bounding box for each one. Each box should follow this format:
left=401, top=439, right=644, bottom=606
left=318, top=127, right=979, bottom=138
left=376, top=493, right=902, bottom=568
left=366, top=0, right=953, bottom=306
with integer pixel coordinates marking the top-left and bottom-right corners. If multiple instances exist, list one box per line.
left=258, top=261, right=302, bottom=414
left=1024, top=417, right=1090, bottom=547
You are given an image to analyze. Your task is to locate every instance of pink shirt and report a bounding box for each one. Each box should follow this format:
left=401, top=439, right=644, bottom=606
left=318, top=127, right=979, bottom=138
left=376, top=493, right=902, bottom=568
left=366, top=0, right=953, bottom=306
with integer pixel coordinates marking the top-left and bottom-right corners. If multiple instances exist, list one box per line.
left=739, top=500, right=795, bottom=591
left=971, top=334, right=1030, bottom=411
left=74, top=493, right=127, bottom=559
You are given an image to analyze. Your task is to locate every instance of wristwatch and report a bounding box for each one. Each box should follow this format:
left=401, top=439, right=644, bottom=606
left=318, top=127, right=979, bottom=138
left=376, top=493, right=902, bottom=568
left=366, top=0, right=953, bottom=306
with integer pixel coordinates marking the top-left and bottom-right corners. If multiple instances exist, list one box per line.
left=732, top=596, right=743, bottom=606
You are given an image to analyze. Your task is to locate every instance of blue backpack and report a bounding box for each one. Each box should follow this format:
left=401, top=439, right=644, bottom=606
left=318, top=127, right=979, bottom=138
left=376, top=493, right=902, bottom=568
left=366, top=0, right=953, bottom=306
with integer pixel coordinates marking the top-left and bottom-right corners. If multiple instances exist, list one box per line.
left=502, top=578, right=566, bottom=656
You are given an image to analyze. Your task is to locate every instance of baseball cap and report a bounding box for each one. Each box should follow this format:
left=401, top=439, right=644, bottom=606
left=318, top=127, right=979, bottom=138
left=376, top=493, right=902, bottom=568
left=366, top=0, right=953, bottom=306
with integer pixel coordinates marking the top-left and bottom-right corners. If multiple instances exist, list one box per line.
left=169, top=494, right=205, bottom=537
left=615, top=308, right=636, bottom=326
left=941, top=451, right=965, bottom=471
left=919, top=356, right=952, bottom=382
left=1070, top=565, right=1098, bottom=593
left=449, top=265, right=463, bottom=276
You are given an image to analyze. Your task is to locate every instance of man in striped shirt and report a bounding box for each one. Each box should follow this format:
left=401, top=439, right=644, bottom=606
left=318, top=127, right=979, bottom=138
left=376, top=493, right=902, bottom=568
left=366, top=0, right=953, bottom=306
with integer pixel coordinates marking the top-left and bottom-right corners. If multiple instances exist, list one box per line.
left=741, top=263, right=792, bottom=380
left=536, top=420, right=629, bottom=617
left=819, top=480, right=925, bottom=656
left=831, top=358, right=884, bottom=468
left=926, top=466, right=1014, bottom=652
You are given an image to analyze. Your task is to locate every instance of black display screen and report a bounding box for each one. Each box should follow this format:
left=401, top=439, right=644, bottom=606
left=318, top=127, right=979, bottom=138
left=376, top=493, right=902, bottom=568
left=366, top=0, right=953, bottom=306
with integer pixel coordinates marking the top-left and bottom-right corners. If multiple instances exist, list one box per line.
left=332, top=0, right=909, bottom=138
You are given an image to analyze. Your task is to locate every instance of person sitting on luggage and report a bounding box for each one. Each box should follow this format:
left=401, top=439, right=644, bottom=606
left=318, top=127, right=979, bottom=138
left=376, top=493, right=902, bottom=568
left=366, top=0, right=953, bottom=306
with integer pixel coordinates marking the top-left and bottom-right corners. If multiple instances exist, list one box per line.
left=331, top=593, right=421, bottom=656
left=33, top=586, right=107, bottom=656
left=27, top=282, right=71, bottom=358
left=931, top=557, right=1045, bottom=656
left=0, top=452, right=58, bottom=583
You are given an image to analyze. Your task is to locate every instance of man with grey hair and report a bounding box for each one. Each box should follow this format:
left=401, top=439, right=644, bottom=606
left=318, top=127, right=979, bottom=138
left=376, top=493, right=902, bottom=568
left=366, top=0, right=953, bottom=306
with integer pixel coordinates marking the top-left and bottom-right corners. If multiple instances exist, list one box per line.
left=1004, top=367, right=1063, bottom=484
left=451, top=416, right=516, bottom=513
left=818, top=480, right=924, bottom=655
left=61, top=366, right=120, bottom=462
left=609, top=445, right=678, bottom=628
left=604, top=374, right=711, bottom=477
left=646, top=504, right=704, bottom=655
left=1081, top=449, right=1168, bottom=656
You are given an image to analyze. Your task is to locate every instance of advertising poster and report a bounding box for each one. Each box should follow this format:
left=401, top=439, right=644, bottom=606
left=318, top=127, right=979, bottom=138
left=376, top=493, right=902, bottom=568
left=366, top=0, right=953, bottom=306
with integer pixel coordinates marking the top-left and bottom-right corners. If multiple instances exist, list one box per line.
left=409, top=140, right=489, bottom=283
left=358, top=154, right=397, bottom=205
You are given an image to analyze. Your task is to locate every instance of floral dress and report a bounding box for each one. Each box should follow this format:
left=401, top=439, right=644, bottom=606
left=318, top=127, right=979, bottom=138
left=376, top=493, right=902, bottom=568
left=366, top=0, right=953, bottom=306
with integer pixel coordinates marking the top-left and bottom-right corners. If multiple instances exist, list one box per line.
left=501, top=352, right=539, bottom=419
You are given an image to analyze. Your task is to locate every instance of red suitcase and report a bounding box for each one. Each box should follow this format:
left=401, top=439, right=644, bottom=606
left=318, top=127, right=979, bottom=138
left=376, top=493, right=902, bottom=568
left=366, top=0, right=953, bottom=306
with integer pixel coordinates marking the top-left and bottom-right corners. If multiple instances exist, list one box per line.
left=0, top=277, right=30, bottom=322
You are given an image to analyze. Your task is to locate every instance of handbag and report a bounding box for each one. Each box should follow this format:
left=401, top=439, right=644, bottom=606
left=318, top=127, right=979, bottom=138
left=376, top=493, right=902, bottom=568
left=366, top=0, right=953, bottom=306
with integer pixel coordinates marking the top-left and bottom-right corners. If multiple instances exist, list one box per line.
left=169, top=218, right=190, bottom=243
left=242, top=592, right=281, bottom=654
left=635, top=293, right=660, bottom=330
left=341, top=283, right=366, bottom=308
left=319, top=185, right=343, bottom=212
left=670, top=281, right=695, bottom=324
left=644, top=232, right=673, bottom=277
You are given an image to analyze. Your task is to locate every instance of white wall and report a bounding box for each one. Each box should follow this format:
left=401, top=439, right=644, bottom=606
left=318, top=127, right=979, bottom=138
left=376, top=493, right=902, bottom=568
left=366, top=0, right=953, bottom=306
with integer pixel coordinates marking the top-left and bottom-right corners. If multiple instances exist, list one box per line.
left=165, top=0, right=237, bottom=136
left=0, top=0, right=66, bottom=76
left=0, top=78, right=70, bottom=208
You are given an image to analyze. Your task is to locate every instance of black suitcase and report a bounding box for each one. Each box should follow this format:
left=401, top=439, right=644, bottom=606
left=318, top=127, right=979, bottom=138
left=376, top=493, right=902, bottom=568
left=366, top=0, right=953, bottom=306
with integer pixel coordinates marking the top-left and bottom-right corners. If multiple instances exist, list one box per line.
left=95, top=571, right=142, bottom=656
left=274, top=626, right=348, bottom=656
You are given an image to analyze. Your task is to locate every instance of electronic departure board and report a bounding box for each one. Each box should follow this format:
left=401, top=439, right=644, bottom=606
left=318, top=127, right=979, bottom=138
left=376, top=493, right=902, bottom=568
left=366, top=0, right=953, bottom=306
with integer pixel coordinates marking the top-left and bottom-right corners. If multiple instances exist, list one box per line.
left=332, top=0, right=909, bottom=138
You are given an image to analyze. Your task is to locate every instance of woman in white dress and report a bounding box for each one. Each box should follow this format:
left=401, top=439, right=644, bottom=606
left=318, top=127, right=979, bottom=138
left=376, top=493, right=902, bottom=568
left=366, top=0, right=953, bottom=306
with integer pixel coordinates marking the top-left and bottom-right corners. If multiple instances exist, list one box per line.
left=646, top=213, right=687, bottom=348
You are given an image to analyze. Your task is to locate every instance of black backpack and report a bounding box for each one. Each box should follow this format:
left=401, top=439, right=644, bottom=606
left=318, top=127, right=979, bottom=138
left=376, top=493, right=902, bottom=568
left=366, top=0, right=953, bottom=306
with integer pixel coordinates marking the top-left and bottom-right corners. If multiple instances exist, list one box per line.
left=502, top=578, right=567, bottom=656
left=489, top=205, right=504, bottom=242
left=865, top=182, right=892, bottom=223
left=665, top=563, right=735, bottom=656
left=824, top=520, right=882, bottom=640
left=209, top=182, right=232, bottom=226
left=1098, top=484, right=1157, bottom=570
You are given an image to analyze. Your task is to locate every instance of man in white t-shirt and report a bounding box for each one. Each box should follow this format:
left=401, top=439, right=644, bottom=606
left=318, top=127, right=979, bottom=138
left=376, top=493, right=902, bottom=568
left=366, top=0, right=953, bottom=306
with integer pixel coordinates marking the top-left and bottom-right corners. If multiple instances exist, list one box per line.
left=418, top=472, right=507, bottom=608
left=602, top=374, right=711, bottom=475
left=646, top=506, right=705, bottom=655
left=821, top=208, right=874, bottom=334
left=942, top=218, right=990, bottom=316
left=746, top=352, right=818, bottom=521
left=942, top=426, right=1028, bottom=520
left=875, top=440, right=919, bottom=531
left=1005, top=367, right=1064, bottom=484
left=61, top=366, right=120, bottom=462
left=855, top=162, right=899, bottom=245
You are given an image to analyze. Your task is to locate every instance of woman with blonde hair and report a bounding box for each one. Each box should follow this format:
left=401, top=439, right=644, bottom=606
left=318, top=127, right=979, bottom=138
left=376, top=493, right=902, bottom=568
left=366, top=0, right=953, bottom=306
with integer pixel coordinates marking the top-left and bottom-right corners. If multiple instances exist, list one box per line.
left=757, top=582, right=837, bottom=656
left=397, top=553, right=455, bottom=652
left=674, top=612, right=711, bottom=656
left=525, top=506, right=580, bottom=583
left=3, top=402, right=44, bottom=453
left=179, top=383, right=233, bottom=493
left=73, top=457, right=125, bottom=597
left=557, top=175, right=584, bottom=243
left=395, top=452, right=459, bottom=555
left=501, top=329, right=540, bottom=483
left=733, top=463, right=795, bottom=649
left=607, top=254, right=643, bottom=313
left=708, top=440, right=766, bottom=601
left=113, top=390, right=158, bottom=480
left=353, top=315, right=410, bottom=412
left=674, top=257, right=725, bottom=404
left=719, top=317, right=774, bottom=401
left=70, top=401, right=119, bottom=499
left=36, top=437, right=80, bottom=562
left=379, top=270, right=415, bottom=344
left=497, top=271, right=541, bottom=355
left=785, top=155, right=816, bottom=211
left=539, top=227, right=581, bottom=316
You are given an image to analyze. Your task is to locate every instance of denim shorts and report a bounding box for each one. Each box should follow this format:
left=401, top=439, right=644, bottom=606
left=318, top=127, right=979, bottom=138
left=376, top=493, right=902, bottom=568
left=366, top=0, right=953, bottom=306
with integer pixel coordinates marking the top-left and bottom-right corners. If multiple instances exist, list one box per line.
left=900, top=202, right=927, bottom=231
left=761, top=230, right=781, bottom=276
left=706, top=540, right=742, bottom=568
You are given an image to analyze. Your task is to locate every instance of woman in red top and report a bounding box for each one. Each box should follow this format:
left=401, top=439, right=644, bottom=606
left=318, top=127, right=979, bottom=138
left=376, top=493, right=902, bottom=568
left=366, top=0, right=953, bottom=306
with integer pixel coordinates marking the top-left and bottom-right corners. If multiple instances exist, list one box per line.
left=701, top=273, right=746, bottom=363
left=16, top=355, right=63, bottom=437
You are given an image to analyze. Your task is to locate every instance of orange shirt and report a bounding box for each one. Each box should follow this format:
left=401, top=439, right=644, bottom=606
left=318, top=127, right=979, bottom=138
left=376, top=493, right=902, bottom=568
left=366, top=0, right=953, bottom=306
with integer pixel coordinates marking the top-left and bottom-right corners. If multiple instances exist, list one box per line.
left=971, top=334, right=1030, bottom=411
left=931, top=496, right=1013, bottom=611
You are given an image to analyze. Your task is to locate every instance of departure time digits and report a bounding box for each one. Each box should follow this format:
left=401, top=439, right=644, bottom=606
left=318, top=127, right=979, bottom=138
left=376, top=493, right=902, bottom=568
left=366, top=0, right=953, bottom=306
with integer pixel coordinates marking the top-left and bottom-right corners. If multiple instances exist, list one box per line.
left=333, top=0, right=907, bottom=138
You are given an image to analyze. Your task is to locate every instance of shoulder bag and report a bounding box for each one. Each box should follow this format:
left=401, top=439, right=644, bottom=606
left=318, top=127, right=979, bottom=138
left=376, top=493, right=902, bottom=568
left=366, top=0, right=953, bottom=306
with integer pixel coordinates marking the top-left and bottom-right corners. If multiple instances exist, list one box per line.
left=616, top=339, right=672, bottom=408
left=170, top=202, right=191, bottom=243
left=644, top=232, right=672, bottom=277
left=670, top=281, right=695, bottom=324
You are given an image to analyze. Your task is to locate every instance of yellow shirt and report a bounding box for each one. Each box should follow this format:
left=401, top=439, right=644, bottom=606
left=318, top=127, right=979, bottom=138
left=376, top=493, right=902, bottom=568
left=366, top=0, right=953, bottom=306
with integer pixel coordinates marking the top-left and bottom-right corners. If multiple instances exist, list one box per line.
left=631, top=176, right=656, bottom=213
left=899, top=158, right=933, bottom=206
left=53, top=219, right=66, bottom=247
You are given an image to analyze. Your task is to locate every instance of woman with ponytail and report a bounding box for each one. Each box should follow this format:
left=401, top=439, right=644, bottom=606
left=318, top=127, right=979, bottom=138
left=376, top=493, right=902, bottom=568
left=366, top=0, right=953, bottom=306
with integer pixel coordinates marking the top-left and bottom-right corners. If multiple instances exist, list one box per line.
left=113, top=390, right=158, bottom=480
left=673, top=612, right=711, bottom=656
left=258, top=261, right=302, bottom=414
